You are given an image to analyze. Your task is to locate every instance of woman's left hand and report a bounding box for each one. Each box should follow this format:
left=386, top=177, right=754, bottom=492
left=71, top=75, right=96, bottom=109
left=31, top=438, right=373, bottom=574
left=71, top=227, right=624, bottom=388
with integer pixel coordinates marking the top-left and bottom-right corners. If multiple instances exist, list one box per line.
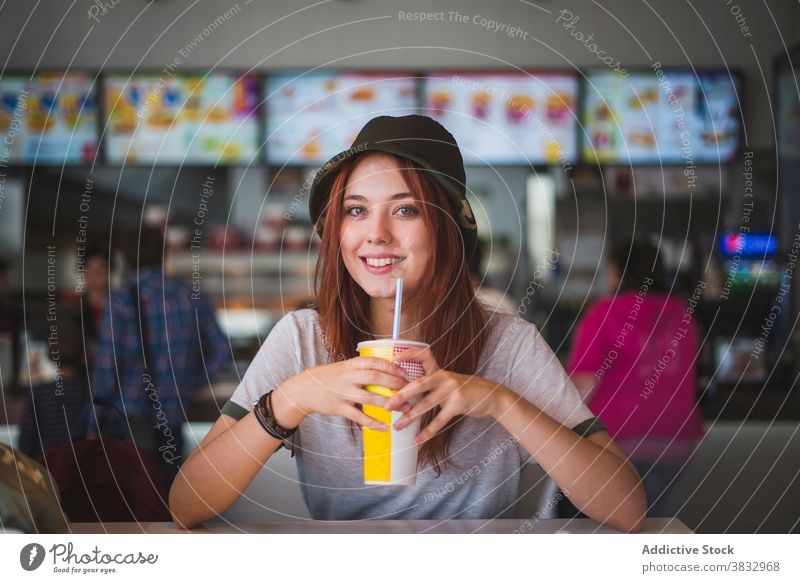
left=384, top=346, right=510, bottom=444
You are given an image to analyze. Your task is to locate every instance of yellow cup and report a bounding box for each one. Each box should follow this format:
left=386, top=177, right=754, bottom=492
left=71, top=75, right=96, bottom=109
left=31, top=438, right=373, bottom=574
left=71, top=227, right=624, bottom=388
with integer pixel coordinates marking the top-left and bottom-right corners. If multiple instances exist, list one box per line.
left=357, top=339, right=428, bottom=485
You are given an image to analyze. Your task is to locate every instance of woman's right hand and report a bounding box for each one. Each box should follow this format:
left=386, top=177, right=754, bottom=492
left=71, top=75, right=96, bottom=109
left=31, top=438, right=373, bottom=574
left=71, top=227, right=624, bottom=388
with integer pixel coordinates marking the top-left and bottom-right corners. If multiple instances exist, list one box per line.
left=271, top=357, right=409, bottom=431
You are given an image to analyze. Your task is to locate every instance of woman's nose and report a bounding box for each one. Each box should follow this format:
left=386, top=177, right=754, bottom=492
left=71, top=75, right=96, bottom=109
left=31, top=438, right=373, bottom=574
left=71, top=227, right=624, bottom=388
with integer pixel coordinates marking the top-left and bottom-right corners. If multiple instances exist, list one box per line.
left=366, top=210, right=392, bottom=244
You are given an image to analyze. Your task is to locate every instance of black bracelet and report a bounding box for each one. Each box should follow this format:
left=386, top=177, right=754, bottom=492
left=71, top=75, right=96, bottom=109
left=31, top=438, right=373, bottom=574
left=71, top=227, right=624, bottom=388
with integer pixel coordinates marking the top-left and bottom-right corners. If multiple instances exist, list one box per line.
left=253, top=391, right=297, bottom=441
left=253, top=397, right=284, bottom=441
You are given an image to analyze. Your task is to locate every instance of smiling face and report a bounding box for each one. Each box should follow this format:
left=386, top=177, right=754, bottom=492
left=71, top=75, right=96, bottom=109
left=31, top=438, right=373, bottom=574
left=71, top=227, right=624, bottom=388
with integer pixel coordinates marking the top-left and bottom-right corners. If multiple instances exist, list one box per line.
left=339, top=153, right=431, bottom=300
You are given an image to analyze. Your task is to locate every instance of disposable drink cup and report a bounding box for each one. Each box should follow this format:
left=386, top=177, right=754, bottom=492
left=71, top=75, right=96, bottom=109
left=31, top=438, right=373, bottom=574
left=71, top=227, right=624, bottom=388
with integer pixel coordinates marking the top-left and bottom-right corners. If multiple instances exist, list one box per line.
left=357, top=339, right=429, bottom=486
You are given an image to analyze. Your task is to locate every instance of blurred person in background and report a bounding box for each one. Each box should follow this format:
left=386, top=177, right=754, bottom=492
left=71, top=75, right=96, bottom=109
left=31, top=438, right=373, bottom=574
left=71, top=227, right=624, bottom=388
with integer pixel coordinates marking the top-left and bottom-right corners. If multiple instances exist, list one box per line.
left=89, top=227, right=229, bottom=491
left=17, top=319, right=90, bottom=461
left=81, top=244, right=112, bottom=343
left=65, top=243, right=113, bottom=369
left=562, top=238, right=705, bottom=517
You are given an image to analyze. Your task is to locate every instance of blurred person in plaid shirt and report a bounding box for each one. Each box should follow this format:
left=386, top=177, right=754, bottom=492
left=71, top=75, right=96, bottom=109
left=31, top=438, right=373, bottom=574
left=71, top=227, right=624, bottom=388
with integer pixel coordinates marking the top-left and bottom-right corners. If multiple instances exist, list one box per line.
left=90, top=227, right=229, bottom=490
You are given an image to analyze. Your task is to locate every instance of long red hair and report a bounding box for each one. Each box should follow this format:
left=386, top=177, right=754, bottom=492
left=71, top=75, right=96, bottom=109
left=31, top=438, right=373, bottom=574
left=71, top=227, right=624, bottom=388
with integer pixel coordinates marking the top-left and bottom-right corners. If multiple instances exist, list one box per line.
left=314, top=152, right=489, bottom=476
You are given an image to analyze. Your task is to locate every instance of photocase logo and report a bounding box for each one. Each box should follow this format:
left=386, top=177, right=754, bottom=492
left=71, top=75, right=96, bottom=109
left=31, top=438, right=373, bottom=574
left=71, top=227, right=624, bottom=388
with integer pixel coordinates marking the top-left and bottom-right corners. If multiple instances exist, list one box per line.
left=19, top=543, right=46, bottom=571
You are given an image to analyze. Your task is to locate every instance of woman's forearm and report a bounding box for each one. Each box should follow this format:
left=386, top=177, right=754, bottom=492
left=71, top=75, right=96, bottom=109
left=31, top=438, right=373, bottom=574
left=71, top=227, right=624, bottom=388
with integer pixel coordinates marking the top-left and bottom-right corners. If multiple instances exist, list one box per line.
left=170, top=379, right=308, bottom=529
left=169, top=412, right=284, bottom=529
left=492, top=388, right=646, bottom=532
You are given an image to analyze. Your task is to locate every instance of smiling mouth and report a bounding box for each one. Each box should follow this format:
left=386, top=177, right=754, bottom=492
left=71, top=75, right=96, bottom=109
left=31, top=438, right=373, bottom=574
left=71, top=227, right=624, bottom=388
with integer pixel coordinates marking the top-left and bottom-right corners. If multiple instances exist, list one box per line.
left=361, top=256, right=405, bottom=268
left=359, top=256, right=406, bottom=274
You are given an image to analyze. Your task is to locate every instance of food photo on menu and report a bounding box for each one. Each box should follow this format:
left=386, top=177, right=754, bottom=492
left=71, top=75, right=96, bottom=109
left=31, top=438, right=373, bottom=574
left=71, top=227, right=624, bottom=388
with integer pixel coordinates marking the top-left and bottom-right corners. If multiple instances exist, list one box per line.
left=0, top=72, right=97, bottom=164
left=104, top=72, right=260, bottom=164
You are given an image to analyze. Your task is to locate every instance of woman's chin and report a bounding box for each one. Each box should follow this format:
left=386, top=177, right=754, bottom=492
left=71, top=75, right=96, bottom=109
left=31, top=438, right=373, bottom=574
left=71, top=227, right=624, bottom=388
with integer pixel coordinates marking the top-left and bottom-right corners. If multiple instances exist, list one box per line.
left=364, top=285, right=397, bottom=299
left=355, top=277, right=400, bottom=298
left=350, top=269, right=417, bottom=298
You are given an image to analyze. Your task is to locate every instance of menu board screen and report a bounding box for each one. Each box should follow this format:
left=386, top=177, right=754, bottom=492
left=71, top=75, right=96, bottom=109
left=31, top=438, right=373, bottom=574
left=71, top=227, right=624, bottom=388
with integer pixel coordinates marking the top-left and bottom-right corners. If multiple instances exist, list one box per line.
left=104, top=73, right=260, bottom=164
left=0, top=73, right=97, bottom=164
left=265, top=72, right=418, bottom=165
left=422, top=72, right=579, bottom=165
left=582, top=69, right=741, bottom=163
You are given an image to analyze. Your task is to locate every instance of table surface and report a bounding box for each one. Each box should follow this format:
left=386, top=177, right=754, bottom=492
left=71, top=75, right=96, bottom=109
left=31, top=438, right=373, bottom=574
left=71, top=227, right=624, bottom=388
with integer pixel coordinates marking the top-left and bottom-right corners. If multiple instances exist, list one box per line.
left=67, top=517, right=691, bottom=534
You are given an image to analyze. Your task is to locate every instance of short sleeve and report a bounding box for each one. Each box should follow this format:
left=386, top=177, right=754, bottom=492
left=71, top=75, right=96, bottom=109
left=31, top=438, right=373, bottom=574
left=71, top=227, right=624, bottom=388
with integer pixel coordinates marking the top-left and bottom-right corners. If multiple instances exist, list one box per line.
left=221, top=313, right=303, bottom=420
left=505, top=322, right=599, bottom=464
left=566, top=302, right=608, bottom=375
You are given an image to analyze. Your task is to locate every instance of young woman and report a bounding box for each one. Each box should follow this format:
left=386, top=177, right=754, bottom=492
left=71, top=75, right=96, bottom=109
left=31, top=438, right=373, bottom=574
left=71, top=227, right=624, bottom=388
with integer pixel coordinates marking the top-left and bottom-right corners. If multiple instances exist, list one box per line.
left=169, top=115, right=647, bottom=531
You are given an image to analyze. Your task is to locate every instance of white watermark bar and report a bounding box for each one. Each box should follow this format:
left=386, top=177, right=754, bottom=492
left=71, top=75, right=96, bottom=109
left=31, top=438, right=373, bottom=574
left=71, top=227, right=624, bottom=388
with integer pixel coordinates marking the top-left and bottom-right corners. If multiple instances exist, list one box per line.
left=1, top=533, right=797, bottom=580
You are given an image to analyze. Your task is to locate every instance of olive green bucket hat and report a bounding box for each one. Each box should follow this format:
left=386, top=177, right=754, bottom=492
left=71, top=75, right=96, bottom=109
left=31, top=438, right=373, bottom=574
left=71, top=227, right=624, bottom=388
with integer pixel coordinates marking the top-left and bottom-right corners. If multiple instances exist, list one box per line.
left=307, top=114, right=478, bottom=255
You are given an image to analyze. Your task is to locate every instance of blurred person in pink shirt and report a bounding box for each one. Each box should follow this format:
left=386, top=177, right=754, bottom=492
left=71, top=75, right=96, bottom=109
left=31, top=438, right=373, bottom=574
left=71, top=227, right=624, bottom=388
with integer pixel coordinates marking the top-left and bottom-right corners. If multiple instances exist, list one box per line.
left=563, top=238, right=704, bottom=517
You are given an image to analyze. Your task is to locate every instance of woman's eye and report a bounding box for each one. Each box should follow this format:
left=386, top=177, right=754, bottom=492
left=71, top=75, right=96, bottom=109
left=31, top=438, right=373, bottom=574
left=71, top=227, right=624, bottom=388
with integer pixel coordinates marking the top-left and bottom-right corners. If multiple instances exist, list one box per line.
left=396, top=205, right=418, bottom=217
left=346, top=206, right=366, bottom=216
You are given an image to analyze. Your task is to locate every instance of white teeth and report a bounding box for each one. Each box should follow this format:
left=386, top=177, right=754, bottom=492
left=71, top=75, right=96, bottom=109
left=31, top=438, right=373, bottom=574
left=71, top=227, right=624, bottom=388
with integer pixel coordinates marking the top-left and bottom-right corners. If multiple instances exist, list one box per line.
left=364, top=257, right=401, bottom=267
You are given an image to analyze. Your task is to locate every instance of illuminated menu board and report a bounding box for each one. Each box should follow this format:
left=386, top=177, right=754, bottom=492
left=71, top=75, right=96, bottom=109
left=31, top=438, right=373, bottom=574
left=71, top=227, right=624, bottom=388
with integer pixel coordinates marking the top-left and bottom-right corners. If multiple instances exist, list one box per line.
left=423, top=72, right=579, bottom=165
left=582, top=69, right=741, bottom=163
left=104, top=73, right=260, bottom=164
left=265, top=72, right=418, bottom=164
left=0, top=73, right=97, bottom=164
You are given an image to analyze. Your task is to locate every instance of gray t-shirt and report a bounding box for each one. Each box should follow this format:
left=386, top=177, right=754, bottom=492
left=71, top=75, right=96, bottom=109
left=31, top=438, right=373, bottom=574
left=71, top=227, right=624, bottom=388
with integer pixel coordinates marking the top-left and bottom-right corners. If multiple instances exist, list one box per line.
left=222, top=308, right=604, bottom=520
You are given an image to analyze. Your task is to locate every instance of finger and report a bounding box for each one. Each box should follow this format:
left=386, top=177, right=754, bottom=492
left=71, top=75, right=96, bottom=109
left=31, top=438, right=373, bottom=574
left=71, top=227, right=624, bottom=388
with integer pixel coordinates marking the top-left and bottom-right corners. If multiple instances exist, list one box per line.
left=394, top=392, right=445, bottom=430
left=395, top=346, right=441, bottom=375
left=413, top=407, right=456, bottom=444
left=385, top=375, right=437, bottom=410
left=353, top=369, right=408, bottom=392
left=351, top=356, right=407, bottom=377
left=339, top=386, right=389, bottom=408
left=341, top=404, right=388, bottom=432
